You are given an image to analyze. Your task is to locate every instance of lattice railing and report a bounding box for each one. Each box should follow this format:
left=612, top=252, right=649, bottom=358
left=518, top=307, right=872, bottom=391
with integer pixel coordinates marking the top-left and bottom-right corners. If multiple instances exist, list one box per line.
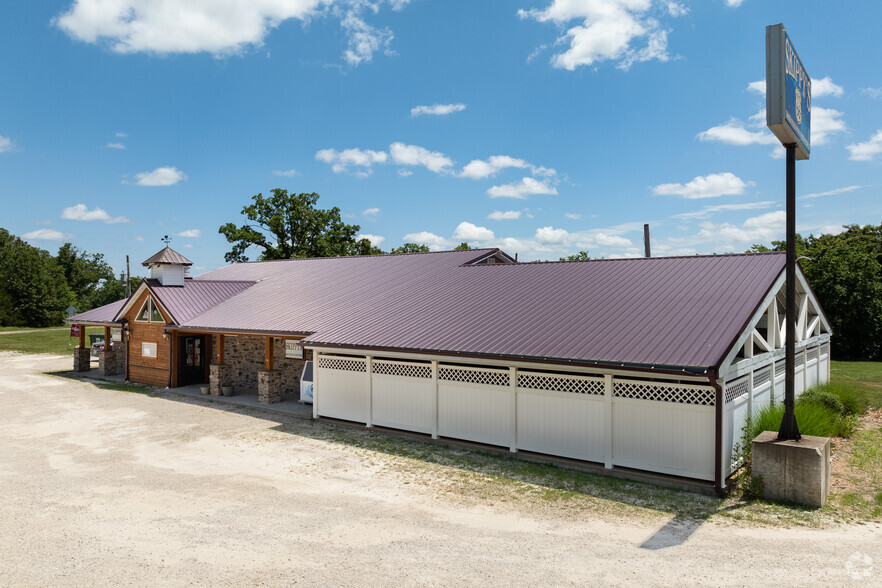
left=318, top=356, right=367, bottom=373
left=517, top=372, right=604, bottom=395
left=439, top=365, right=510, bottom=387
left=753, top=366, right=771, bottom=388
left=724, top=377, right=750, bottom=404
left=613, top=380, right=715, bottom=406
left=372, top=360, right=432, bottom=379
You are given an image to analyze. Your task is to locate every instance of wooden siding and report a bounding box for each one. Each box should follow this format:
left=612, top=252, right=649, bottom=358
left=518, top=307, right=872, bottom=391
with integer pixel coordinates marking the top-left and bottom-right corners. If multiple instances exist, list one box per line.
left=125, top=288, right=171, bottom=387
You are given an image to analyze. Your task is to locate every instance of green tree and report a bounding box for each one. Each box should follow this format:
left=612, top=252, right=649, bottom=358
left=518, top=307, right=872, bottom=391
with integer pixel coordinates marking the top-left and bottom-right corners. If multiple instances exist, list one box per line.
left=390, top=243, right=430, bottom=254
left=750, top=224, right=882, bottom=360
left=219, top=190, right=379, bottom=262
left=0, top=229, right=75, bottom=327
left=559, top=251, right=591, bottom=261
left=55, top=242, right=115, bottom=310
left=454, top=242, right=472, bottom=250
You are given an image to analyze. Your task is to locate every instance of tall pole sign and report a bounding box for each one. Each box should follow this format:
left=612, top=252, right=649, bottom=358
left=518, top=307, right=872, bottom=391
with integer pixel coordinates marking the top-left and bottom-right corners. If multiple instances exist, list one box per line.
left=766, top=23, right=811, bottom=441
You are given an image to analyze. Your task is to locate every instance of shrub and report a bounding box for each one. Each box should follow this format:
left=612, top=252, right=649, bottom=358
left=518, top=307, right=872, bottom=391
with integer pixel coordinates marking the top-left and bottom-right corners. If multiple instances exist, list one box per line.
left=799, top=387, right=845, bottom=415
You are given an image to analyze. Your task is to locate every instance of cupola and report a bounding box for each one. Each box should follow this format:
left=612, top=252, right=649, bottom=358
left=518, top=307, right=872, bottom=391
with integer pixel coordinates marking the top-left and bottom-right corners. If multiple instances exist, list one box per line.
left=141, top=246, right=192, bottom=286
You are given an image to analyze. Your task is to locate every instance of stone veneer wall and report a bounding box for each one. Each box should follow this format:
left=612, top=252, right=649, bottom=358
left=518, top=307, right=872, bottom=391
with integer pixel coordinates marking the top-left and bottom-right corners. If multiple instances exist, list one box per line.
left=210, top=335, right=313, bottom=400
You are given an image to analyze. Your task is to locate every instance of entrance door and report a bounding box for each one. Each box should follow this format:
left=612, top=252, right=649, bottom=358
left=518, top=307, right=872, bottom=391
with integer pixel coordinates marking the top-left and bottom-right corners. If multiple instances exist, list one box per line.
left=179, top=335, right=206, bottom=386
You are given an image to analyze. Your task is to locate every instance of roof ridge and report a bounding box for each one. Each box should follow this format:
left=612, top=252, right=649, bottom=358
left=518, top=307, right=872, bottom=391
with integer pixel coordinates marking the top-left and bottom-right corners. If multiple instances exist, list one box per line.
left=230, top=248, right=499, bottom=264
left=507, top=251, right=785, bottom=266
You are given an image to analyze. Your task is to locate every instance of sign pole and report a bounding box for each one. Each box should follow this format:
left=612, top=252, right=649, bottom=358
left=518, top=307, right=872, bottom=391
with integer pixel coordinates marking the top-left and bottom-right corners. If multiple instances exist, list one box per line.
left=779, top=144, right=800, bottom=440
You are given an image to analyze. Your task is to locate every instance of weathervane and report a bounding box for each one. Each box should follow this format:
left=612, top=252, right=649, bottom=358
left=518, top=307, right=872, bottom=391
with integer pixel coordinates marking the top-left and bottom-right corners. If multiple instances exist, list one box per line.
left=162, top=235, right=172, bottom=246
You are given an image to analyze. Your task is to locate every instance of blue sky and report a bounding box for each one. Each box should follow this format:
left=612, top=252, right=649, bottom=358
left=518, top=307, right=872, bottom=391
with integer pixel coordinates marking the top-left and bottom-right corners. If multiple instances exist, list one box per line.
left=2, top=1, right=881, bottom=274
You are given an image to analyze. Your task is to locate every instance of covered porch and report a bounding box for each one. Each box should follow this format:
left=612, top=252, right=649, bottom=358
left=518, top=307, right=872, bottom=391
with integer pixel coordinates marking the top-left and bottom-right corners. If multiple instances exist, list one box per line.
left=168, top=328, right=313, bottom=404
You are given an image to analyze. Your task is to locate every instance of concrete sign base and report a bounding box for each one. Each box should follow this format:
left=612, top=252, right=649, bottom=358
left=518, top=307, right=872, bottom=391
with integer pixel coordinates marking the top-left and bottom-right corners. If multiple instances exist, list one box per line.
left=752, top=431, right=831, bottom=507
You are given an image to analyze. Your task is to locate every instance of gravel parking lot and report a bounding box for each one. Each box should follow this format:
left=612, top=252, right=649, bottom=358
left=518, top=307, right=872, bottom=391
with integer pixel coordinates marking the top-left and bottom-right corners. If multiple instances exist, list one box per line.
left=0, top=352, right=879, bottom=586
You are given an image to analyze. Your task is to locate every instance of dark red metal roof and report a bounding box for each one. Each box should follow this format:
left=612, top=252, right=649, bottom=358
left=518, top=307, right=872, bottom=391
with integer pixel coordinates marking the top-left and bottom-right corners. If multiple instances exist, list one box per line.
left=145, top=279, right=255, bottom=324
left=177, top=249, right=785, bottom=370
left=66, top=299, right=126, bottom=325
left=141, top=246, right=193, bottom=266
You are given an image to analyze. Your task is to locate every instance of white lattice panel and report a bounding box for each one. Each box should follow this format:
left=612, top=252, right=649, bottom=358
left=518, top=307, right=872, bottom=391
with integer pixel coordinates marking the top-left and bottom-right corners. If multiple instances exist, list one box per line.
left=319, top=356, right=367, bottom=373
left=753, top=367, right=771, bottom=388
left=724, top=377, right=750, bottom=404
left=372, top=360, right=431, bottom=379
left=613, top=380, right=715, bottom=406
left=439, top=365, right=510, bottom=387
left=517, top=372, right=604, bottom=395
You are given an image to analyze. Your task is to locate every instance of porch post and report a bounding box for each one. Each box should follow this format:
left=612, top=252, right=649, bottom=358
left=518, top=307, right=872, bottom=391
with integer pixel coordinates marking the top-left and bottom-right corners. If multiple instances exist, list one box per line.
left=265, top=336, right=274, bottom=371
left=217, top=333, right=225, bottom=365
left=258, top=337, right=281, bottom=403
left=98, top=325, right=118, bottom=376
left=73, top=324, right=90, bottom=372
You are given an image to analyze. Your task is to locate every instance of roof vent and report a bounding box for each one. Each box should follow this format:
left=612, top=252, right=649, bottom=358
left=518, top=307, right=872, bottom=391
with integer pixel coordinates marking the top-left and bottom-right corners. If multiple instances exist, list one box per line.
left=141, top=246, right=193, bottom=287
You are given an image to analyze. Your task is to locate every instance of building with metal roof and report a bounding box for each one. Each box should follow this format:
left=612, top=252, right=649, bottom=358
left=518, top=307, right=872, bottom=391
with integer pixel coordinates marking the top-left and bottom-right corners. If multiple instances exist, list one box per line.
left=67, top=245, right=832, bottom=493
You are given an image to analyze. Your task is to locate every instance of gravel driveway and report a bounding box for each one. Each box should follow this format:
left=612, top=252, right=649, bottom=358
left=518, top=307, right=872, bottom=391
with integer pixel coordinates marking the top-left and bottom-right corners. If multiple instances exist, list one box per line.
left=0, top=352, right=879, bottom=586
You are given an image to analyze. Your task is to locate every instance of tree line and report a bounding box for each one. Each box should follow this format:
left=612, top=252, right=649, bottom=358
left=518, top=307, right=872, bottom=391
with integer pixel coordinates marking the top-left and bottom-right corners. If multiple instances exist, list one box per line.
left=0, top=228, right=137, bottom=327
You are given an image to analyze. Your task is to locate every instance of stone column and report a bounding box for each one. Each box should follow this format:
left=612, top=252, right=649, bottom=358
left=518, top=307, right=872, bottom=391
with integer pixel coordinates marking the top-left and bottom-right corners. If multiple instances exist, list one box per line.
left=98, top=349, right=118, bottom=376
left=73, top=348, right=91, bottom=372
left=210, top=364, right=231, bottom=396
left=258, top=370, right=282, bottom=403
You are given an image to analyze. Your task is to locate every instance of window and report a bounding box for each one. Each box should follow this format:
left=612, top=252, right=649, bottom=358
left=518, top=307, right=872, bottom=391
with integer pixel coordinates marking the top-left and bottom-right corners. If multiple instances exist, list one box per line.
left=141, top=342, right=157, bottom=358
left=135, top=298, right=164, bottom=323
left=136, top=300, right=150, bottom=322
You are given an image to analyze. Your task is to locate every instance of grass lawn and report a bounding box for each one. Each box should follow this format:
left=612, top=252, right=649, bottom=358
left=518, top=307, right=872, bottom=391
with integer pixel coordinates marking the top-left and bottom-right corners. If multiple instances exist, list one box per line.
left=0, top=326, right=104, bottom=356
left=831, top=360, right=882, bottom=410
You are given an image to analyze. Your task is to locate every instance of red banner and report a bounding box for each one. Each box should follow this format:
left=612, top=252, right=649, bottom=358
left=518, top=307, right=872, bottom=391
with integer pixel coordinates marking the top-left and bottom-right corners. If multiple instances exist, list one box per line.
left=70, top=325, right=80, bottom=337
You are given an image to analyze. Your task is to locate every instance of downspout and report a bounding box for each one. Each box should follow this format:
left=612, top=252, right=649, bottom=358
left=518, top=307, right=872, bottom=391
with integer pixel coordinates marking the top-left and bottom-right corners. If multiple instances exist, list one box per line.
left=709, top=368, right=725, bottom=497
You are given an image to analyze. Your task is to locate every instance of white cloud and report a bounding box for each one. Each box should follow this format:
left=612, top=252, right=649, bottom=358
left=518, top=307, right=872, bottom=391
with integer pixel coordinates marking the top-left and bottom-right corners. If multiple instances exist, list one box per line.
left=389, top=142, right=453, bottom=173
left=362, top=207, right=381, bottom=220
left=459, top=155, right=555, bottom=180
left=61, top=203, right=129, bottom=224
left=488, top=210, right=522, bottom=220
left=487, top=177, right=558, bottom=199
left=666, top=2, right=687, bottom=17
left=595, top=233, right=632, bottom=247
left=697, top=211, right=785, bottom=246
left=453, top=222, right=494, bottom=241
left=357, top=233, right=385, bottom=246
left=134, top=235, right=144, bottom=242
left=177, top=229, right=202, bottom=238
left=273, top=169, right=299, bottom=177
left=54, top=0, right=321, bottom=55
left=410, top=103, right=466, bottom=117
left=22, top=228, right=70, bottom=241
left=400, top=230, right=450, bottom=250
left=0, top=135, right=12, bottom=153
left=519, top=0, right=679, bottom=71
left=106, top=142, right=125, bottom=149
left=747, top=76, right=842, bottom=98
left=811, top=106, right=846, bottom=145
left=564, top=212, right=581, bottom=220
left=316, top=147, right=388, bottom=175
left=847, top=130, right=882, bottom=161
left=397, top=169, right=413, bottom=177
left=535, top=226, right=570, bottom=244
left=672, top=201, right=776, bottom=220
left=813, top=76, right=844, bottom=98
left=862, top=87, right=882, bottom=99
left=53, top=0, right=408, bottom=64
left=339, top=4, right=394, bottom=66
left=134, top=166, right=187, bottom=186
left=183, top=243, right=194, bottom=249
left=652, top=172, right=753, bottom=199
left=115, top=132, right=127, bottom=138
left=799, top=185, right=861, bottom=200
left=726, top=0, right=745, bottom=6
left=697, top=118, right=778, bottom=146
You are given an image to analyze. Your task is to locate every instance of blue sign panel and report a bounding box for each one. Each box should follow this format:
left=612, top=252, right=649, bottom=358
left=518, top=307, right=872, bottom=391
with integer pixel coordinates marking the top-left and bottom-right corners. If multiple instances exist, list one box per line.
left=783, top=30, right=811, bottom=155
left=766, top=24, right=811, bottom=160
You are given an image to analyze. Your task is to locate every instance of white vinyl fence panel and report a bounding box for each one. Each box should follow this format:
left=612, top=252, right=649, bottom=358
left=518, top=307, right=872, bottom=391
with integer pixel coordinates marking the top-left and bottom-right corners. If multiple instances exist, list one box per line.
left=516, top=372, right=606, bottom=462
left=371, top=360, right=435, bottom=434
left=316, top=355, right=369, bottom=423
left=438, top=365, right=512, bottom=446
